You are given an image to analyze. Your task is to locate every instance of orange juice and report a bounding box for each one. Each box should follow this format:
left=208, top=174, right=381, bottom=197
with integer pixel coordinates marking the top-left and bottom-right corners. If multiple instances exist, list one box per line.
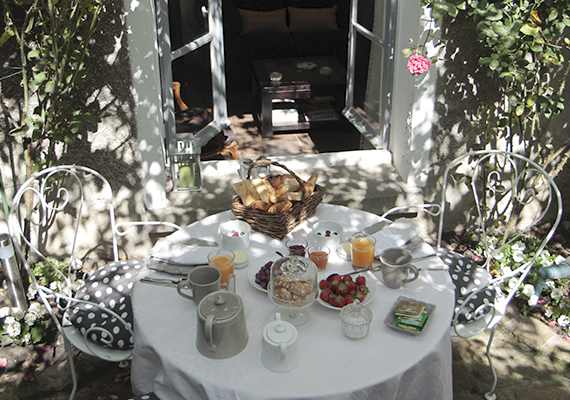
left=350, top=236, right=375, bottom=269
left=209, top=254, right=234, bottom=287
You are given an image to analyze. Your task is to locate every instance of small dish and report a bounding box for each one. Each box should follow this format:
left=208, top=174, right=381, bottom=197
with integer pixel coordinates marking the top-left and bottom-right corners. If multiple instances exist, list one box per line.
left=336, top=242, right=351, bottom=261
left=316, top=272, right=376, bottom=310
left=383, top=296, right=436, bottom=335
left=312, top=221, right=343, bottom=253
left=233, top=251, right=249, bottom=269
left=247, top=258, right=275, bottom=292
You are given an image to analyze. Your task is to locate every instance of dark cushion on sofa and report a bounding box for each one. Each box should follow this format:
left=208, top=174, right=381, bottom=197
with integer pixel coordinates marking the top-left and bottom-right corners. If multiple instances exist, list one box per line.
left=69, top=260, right=144, bottom=349
left=288, top=6, right=339, bottom=33
left=239, top=8, right=290, bottom=35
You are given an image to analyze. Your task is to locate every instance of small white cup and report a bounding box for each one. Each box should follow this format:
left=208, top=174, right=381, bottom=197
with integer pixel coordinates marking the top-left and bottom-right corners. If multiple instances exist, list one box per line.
left=312, top=221, right=343, bottom=252
left=220, top=220, right=251, bottom=251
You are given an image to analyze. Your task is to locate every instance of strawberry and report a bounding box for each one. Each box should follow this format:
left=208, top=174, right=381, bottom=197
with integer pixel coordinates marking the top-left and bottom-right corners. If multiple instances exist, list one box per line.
left=330, top=277, right=342, bottom=292
left=319, top=279, right=329, bottom=290
left=320, top=288, right=332, bottom=302
left=332, top=295, right=347, bottom=308
left=345, top=293, right=355, bottom=304
left=345, top=280, right=355, bottom=293
left=327, top=273, right=340, bottom=283
left=359, top=285, right=370, bottom=295
left=232, top=231, right=239, bottom=237
left=342, top=275, right=353, bottom=283
left=337, top=282, right=350, bottom=296
left=328, top=293, right=338, bottom=305
left=355, top=276, right=366, bottom=286
left=354, top=291, right=366, bottom=302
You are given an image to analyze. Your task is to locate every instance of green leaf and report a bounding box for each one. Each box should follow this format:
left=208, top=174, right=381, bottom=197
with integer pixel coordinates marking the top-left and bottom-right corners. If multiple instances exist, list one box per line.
left=489, top=59, right=500, bottom=70
left=27, top=49, right=40, bottom=59
left=31, top=325, right=46, bottom=343
left=520, top=23, right=540, bottom=36
left=515, top=104, right=525, bottom=116
left=45, top=81, right=56, bottom=93
left=526, top=94, right=537, bottom=107
left=401, top=48, right=414, bottom=57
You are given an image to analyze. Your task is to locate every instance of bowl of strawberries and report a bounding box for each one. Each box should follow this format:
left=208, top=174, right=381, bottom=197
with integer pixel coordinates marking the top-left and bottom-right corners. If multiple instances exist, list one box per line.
left=317, top=272, right=375, bottom=310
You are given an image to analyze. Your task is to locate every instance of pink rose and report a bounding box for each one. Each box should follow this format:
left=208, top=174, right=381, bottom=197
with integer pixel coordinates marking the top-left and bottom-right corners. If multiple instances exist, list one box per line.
left=407, top=54, right=431, bottom=75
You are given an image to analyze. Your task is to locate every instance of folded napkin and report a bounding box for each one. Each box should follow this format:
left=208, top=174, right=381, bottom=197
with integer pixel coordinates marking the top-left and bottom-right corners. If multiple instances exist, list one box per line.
left=149, top=232, right=219, bottom=265
left=372, top=218, right=435, bottom=258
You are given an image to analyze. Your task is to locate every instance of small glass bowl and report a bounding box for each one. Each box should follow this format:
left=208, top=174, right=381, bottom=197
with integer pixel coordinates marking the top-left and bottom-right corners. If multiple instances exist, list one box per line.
left=340, top=300, right=373, bottom=339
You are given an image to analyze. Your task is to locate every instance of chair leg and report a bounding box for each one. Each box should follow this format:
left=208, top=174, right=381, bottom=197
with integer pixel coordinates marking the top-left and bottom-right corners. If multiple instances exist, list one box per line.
left=484, top=326, right=498, bottom=400
left=63, top=336, right=78, bottom=400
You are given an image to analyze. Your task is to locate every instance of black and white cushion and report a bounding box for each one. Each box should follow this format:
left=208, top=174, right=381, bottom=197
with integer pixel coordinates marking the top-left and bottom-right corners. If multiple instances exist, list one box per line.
left=439, top=249, right=498, bottom=324
left=69, top=259, right=144, bottom=349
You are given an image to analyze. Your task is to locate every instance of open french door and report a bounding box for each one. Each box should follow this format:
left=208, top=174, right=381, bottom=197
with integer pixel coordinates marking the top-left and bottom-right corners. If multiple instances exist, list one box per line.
left=344, top=0, right=397, bottom=149
left=155, top=0, right=230, bottom=163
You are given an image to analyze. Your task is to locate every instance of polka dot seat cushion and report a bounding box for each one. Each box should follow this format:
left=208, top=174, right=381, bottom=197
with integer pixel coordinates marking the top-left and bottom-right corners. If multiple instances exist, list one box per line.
left=439, top=249, right=499, bottom=324
left=69, top=260, right=144, bottom=350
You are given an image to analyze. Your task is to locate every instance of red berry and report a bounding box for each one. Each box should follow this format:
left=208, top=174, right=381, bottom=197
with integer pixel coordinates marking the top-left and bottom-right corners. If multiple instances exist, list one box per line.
left=319, top=279, right=329, bottom=290
left=356, top=276, right=366, bottom=286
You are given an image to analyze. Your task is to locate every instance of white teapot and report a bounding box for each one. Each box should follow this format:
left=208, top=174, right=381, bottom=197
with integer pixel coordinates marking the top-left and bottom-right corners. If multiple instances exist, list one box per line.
left=261, top=312, right=300, bottom=372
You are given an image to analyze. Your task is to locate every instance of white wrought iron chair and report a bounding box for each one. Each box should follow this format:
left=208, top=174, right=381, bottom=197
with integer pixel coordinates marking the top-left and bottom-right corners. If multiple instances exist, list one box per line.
left=436, top=150, right=562, bottom=399
left=8, top=165, right=180, bottom=400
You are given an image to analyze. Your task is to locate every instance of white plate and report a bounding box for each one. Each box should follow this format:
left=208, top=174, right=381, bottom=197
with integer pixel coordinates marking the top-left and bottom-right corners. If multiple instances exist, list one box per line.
left=316, top=271, right=376, bottom=310
left=247, top=258, right=276, bottom=292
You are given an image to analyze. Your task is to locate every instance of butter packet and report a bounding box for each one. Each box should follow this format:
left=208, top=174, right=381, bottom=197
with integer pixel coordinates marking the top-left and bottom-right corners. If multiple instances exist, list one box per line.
left=394, top=300, right=425, bottom=318
left=396, top=310, right=428, bottom=330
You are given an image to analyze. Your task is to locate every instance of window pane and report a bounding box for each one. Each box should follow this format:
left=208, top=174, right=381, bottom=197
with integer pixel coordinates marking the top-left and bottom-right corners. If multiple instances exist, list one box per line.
left=169, top=0, right=209, bottom=50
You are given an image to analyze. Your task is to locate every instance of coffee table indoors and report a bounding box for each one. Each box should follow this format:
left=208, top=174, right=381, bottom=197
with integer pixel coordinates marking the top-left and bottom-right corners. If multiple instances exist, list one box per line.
left=131, top=204, right=455, bottom=400
left=252, top=57, right=346, bottom=138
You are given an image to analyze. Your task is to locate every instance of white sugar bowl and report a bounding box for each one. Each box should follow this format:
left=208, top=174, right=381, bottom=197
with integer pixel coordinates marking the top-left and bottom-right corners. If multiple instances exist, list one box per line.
left=261, top=313, right=300, bottom=372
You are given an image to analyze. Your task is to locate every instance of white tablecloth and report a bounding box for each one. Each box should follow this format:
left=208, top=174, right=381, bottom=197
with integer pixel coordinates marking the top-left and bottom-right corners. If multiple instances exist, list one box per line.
left=131, top=204, right=454, bottom=400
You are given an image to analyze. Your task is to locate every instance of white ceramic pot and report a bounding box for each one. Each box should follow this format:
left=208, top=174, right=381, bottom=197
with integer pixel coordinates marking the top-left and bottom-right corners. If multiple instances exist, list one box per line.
left=261, top=313, right=300, bottom=372
left=220, top=220, right=251, bottom=251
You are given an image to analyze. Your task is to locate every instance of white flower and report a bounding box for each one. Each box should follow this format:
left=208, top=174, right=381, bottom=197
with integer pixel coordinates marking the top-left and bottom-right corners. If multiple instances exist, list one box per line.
left=523, top=284, right=535, bottom=297
left=512, top=241, right=526, bottom=252
left=28, top=302, right=41, bottom=315
left=502, top=267, right=513, bottom=277
left=493, top=251, right=505, bottom=260
left=555, top=255, right=566, bottom=264
left=545, top=308, right=553, bottom=318
left=513, top=250, right=525, bottom=263
left=540, top=257, right=551, bottom=267
left=12, top=308, right=25, bottom=321
left=22, top=333, right=31, bottom=344
left=557, top=315, right=570, bottom=328
left=545, top=280, right=556, bottom=289
left=528, top=295, right=539, bottom=307
left=508, top=278, right=518, bottom=289
left=27, top=284, right=38, bottom=300
left=0, top=307, right=10, bottom=319
left=24, top=312, right=37, bottom=326
left=49, top=281, right=58, bottom=291
left=6, top=321, right=21, bottom=338
left=551, top=288, right=564, bottom=299
left=4, top=316, right=16, bottom=325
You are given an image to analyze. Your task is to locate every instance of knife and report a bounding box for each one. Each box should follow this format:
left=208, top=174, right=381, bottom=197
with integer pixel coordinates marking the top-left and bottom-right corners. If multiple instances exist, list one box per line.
left=140, top=277, right=185, bottom=286
left=177, top=238, right=218, bottom=247
left=361, top=220, right=392, bottom=235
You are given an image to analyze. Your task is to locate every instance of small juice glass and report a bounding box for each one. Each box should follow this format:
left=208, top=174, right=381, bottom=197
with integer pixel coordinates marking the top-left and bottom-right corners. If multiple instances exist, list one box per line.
left=308, top=244, right=330, bottom=270
left=208, top=249, right=235, bottom=288
left=350, top=232, right=376, bottom=270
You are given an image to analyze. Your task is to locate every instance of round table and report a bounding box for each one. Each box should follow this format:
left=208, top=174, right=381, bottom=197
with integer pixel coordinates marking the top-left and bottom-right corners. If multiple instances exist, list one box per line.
left=131, top=204, right=454, bottom=400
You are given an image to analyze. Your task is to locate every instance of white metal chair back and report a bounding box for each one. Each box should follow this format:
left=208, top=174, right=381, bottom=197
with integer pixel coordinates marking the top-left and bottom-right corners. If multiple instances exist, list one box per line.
left=7, top=165, right=179, bottom=399
left=435, top=150, right=562, bottom=400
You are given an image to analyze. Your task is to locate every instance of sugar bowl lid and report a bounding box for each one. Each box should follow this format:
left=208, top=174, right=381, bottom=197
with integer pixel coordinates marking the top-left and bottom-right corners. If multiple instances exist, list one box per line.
left=264, top=313, right=298, bottom=345
left=340, top=299, right=373, bottom=326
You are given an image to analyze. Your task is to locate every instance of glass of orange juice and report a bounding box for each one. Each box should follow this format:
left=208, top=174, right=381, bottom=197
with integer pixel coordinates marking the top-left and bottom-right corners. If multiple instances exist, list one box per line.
left=208, top=249, right=235, bottom=288
left=308, top=244, right=330, bottom=270
left=350, top=232, right=376, bottom=270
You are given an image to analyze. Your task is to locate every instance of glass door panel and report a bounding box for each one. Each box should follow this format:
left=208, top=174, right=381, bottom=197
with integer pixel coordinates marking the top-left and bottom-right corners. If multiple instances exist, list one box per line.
left=344, top=0, right=395, bottom=149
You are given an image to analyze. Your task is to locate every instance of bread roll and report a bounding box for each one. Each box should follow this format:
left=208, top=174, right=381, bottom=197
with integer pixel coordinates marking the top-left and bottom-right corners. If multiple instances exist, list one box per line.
left=231, top=180, right=260, bottom=206
left=268, top=200, right=293, bottom=214
left=274, top=184, right=290, bottom=202
left=302, top=174, right=318, bottom=198
left=250, top=200, right=271, bottom=211
left=251, top=178, right=277, bottom=204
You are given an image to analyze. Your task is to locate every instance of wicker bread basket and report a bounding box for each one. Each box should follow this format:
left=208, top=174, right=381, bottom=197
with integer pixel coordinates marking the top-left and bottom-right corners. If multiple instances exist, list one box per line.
left=230, top=159, right=324, bottom=240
